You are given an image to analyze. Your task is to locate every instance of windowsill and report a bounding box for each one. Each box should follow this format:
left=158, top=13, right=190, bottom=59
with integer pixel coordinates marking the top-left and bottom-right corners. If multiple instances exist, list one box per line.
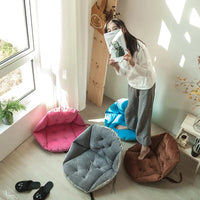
left=0, top=90, right=48, bottom=161
left=0, top=91, right=46, bottom=135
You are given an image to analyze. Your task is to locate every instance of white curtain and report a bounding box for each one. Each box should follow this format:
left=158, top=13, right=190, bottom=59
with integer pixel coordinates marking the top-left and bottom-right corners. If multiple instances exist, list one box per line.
left=36, top=0, right=90, bottom=111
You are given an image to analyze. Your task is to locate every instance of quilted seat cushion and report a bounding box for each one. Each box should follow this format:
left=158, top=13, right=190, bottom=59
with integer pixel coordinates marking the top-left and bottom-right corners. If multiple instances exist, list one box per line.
left=124, top=133, right=180, bottom=182
left=105, top=98, right=136, bottom=141
left=33, top=108, right=87, bottom=152
left=63, top=124, right=122, bottom=193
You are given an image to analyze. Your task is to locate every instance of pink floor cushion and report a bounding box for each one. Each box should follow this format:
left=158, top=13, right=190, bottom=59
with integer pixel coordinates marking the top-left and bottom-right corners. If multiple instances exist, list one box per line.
left=33, top=108, right=87, bottom=152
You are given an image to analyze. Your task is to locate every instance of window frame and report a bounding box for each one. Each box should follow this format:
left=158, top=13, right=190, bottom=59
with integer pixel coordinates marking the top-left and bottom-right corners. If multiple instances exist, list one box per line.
left=0, top=0, right=40, bottom=101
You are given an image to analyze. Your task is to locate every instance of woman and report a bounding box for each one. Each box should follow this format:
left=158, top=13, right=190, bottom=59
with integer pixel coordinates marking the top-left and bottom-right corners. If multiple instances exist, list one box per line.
left=104, top=18, right=157, bottom=160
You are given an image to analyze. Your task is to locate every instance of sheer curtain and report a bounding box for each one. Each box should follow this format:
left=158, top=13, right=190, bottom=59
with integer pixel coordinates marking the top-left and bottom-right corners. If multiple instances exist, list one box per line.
left=36, top=0, right=89, bottom=111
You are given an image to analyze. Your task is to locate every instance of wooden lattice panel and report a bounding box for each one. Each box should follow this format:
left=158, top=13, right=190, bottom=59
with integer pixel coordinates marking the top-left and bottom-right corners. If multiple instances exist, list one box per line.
left=87, top=0, right=118, bottom=106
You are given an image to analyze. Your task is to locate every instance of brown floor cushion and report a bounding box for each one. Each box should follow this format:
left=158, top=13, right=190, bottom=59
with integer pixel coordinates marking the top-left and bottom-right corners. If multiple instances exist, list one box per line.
left=124, top=133, right=180, bottom=183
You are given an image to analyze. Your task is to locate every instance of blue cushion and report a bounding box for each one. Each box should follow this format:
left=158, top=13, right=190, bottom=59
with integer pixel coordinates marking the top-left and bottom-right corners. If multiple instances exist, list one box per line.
left=105, top=98, right=136, bottom=141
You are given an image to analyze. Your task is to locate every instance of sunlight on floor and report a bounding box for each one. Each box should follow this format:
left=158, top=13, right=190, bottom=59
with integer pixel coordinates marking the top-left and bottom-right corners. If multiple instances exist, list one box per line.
left=165, top=0, right=186, bottom=24
left=88, top=118, right=105, bottom=123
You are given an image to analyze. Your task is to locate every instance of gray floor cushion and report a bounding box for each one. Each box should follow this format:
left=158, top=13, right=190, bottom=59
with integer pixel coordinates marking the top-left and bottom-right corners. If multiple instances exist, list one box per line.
left=63, top=124, right=123, bottom=193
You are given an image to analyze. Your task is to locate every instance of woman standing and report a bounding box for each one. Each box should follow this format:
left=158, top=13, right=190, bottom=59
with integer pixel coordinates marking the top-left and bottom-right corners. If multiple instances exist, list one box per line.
left=104, top=18, right=156, bottom=160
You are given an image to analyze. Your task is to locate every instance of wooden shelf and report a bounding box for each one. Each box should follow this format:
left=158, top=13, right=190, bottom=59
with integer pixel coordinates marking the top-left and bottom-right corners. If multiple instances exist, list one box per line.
left=176, top=113, right=200, bottom=174
left=180, top=114, right=200, bottom=138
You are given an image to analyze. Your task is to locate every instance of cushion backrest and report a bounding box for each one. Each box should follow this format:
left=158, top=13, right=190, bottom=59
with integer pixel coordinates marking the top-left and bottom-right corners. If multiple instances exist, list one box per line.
left=105, top=98, right=136, bottom=141
left=34, top=108, right=85, bottom=131
left=90, top=125, right=122, bottom=164
left=155, top=133, right=180, bottom=178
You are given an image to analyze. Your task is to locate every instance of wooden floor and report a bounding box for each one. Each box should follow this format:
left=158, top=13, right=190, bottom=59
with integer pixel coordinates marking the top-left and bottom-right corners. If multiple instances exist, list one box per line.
left=0, top=96, right=200, bottom=200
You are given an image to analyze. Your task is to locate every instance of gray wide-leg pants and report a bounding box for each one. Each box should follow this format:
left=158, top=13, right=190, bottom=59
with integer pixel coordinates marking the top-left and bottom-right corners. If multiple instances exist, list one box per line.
left=125, top=84, right=155, bottom=146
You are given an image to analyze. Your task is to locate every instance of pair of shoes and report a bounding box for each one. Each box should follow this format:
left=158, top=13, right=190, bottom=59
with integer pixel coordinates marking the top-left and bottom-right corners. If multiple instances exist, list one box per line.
left=15, top=180, right=53, bottom=200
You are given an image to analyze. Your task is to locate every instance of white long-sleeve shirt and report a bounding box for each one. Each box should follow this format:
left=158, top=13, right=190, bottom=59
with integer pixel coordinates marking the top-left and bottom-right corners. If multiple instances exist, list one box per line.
left=115, top=40, right=156, bottom=90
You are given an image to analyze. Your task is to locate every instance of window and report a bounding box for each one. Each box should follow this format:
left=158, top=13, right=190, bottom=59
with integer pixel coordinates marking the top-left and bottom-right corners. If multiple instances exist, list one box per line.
left=0, top=0, right=38, bottom=101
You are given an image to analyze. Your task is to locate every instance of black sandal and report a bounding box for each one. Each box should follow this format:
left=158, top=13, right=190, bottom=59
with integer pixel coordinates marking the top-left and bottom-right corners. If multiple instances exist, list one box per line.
left=33, top=181, right=53, bottom=200
left=15, top=180, right=41, bottom=192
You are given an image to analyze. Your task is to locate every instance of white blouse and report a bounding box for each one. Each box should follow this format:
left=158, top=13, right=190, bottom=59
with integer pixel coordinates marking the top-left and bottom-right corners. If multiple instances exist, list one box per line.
left=115, top=40, right=156, bottom=90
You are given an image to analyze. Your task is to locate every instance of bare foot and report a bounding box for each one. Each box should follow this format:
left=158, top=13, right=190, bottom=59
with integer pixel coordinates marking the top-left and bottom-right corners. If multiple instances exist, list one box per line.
left=116, top=125, right=128, bottom=130
left=138, top=146, right=150, bottom=160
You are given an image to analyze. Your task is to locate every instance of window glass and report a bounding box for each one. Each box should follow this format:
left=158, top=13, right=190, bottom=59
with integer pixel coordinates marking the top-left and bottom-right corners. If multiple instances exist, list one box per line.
left=0, top=0, right=29, bottom=63
left=0, top=61, right=35, bottom=101
left=0, top=0, right=38, bottom=102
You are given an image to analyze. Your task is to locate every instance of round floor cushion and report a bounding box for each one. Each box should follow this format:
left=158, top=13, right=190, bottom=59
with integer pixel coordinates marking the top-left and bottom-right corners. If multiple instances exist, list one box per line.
left=63, top=124, right=122, bottom=193
left=124, top=133, right=180, bottom=183
left=105, top=98, right=136, bottom=141
left=33, top=108, right=87, bottom=152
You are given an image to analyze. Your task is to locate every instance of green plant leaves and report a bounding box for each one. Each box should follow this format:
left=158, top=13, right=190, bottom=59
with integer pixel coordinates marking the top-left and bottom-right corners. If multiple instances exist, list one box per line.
left=0, top=99, right=26, bottom=125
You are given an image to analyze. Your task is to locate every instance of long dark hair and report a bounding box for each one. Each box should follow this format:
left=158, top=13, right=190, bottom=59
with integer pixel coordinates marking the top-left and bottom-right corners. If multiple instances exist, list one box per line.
left=104, top=18, right=139, bottom=56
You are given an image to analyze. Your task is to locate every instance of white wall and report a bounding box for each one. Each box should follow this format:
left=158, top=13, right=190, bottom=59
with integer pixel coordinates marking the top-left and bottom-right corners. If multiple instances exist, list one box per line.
left=104, top=0, right=200, bottom=135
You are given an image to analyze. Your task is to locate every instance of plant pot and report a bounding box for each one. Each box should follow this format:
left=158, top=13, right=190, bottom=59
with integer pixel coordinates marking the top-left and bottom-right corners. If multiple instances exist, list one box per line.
left=191, top=145, right=200, bottom=157
left=2, top=112, right=13, bottom=125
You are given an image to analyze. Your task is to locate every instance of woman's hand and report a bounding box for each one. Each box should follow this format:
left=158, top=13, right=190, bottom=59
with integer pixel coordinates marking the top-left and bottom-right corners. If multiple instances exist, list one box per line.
left=123, top=49, right=135, bottom=67
left=109, top=54, right=120, bottom=71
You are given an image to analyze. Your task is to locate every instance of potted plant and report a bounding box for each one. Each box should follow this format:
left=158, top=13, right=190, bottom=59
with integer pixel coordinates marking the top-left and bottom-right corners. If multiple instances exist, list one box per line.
left=0, top=99, right=26, bottom=125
